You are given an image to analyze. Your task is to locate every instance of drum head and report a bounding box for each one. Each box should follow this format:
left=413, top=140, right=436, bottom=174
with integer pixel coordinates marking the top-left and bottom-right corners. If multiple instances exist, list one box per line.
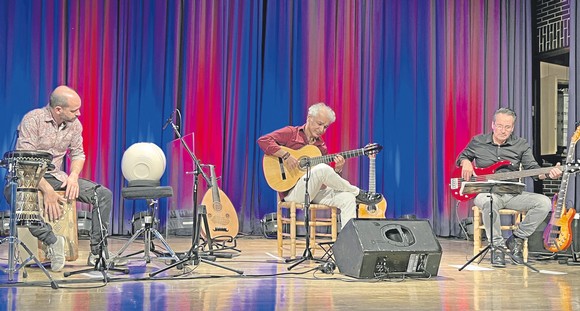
left=3, top=150, right=53, bottom=162
left=2, top=150, right=52, bottom=164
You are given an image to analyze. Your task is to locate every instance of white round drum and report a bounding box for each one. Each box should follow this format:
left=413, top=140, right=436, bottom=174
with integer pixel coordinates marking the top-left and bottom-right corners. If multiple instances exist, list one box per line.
left=121, top=142, right=166, bottom=181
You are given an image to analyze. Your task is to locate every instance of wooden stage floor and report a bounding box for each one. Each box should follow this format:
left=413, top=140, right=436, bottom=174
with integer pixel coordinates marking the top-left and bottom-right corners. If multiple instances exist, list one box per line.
left=1, top=235, right=580, bottom=310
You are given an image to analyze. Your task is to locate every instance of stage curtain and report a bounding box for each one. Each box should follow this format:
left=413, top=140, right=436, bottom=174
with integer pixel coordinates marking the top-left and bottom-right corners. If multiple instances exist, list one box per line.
left=0, top=0, right=531, bottom=237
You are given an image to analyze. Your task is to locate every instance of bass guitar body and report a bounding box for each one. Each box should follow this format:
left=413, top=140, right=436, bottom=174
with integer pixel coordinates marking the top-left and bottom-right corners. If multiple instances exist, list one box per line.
left=543, top=195, right=576, bottom=253
left=543, top=123, right=580, bottom=253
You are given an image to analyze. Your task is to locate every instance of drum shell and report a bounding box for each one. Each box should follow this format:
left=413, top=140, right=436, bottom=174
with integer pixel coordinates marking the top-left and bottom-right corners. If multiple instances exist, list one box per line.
left=3, top=150, right=53, bottom=227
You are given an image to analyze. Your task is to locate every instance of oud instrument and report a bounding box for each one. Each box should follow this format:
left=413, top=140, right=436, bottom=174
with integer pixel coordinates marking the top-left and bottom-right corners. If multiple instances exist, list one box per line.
left=201, top=165, right=239, bottom=240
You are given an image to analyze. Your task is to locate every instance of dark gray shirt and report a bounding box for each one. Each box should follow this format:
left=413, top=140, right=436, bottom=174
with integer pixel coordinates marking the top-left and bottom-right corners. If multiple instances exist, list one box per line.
left=456, top=132, right=541, bottom=175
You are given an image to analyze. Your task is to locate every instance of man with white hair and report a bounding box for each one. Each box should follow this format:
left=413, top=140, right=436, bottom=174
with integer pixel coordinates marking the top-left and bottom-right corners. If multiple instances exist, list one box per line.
left=258, top=102, right=383, bottom=227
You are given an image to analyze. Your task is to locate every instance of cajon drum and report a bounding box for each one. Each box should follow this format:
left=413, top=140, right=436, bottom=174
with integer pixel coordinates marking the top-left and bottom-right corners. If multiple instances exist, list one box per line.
left=18, top=190, right=79, bottom=261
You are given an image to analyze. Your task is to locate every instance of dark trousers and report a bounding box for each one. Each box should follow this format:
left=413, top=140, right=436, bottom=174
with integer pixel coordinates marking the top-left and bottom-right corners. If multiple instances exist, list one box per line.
left=5, top=175, right=112, bottom=254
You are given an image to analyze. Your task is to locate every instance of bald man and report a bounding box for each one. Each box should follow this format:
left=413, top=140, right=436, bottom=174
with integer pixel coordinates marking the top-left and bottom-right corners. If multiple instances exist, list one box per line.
left=11, top=85, right=125, bottom=271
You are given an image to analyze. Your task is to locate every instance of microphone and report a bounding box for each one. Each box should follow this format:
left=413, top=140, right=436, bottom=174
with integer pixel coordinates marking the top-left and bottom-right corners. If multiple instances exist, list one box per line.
left=162, top=112, right=174, bottom=130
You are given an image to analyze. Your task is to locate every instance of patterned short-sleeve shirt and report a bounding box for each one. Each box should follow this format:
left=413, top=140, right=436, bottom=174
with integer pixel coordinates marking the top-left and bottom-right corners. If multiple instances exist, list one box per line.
left=16, top=106, right=85, bottom=182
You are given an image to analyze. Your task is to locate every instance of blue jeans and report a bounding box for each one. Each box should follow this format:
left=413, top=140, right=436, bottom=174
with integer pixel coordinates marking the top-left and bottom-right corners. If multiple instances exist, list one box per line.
left=474, top=191, right=552, bottom=246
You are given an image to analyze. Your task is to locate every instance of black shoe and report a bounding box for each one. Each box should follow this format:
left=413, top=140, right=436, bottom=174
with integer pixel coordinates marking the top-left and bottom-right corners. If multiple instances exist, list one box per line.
left=506, top=234, right=525, bottom=264
left=356, top=190, right=383, bottom=205
left=491, top=250, right=505, bottom=268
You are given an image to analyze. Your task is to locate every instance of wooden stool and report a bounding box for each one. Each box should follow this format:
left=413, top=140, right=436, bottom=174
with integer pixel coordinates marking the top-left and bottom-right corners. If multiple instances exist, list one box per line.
left=472, top=206, right=528, bottom=262
left=277, top=201, right=338, bottom=259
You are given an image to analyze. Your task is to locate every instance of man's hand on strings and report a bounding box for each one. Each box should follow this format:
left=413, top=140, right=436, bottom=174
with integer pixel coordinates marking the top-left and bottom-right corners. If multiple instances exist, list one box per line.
left=334, top=155, right=345, bottom=173
left=461, top=159, right=475, bottom=181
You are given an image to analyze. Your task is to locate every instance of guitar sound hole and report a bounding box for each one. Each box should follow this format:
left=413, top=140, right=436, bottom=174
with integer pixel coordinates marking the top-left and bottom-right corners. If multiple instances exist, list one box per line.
left=298, top=157, right=310, bottom=170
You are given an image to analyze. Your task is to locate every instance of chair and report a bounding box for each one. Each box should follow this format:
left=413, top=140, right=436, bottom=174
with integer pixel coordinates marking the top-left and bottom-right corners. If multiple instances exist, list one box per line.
left=277, top=201, right=338, bottom=259
left=472, top=206, right=528, bottom=262
left=113, top=180, right=180, bottom=264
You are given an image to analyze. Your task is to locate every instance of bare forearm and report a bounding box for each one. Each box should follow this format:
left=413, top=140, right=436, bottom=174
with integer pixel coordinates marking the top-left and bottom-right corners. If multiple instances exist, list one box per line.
left=38, top=177, right=55, bottom=194
left=69, top=159, right=85, bottom=177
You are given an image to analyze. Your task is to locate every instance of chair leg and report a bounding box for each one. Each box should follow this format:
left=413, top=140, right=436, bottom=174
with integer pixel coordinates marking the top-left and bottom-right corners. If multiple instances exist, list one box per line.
left=290, top=202, right=297, bottom=259
left=331, top=208, right=337, bottom=241
left=309, top=208, right=317, bottom=255
left=277, top=203, right=283, bottom=257
left=473, top=206, right=482, bottom=256
left=518, top=213, right=529, bottom=263
left=524, top=238, right=528, bottom=263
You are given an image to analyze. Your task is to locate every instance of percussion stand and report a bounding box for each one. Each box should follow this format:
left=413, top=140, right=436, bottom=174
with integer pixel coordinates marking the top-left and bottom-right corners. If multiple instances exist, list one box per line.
left=150, top=118, right=243, bottom=277
left=0, top=158, right=58, bottom=288
left=64, top=185, right=129, bottom=280
left=285, top=160, right=329, bottom=271
left=458, top=181, right=539, bottom=272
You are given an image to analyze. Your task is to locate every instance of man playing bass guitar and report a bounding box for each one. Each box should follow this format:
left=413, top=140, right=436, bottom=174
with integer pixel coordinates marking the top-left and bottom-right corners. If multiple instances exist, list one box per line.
left=456, top=107, right=562, bottom=267
left=258, top=102, right=383, bottom=228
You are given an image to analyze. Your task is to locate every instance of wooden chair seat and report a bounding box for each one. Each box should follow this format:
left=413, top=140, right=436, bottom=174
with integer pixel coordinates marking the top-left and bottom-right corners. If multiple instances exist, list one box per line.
left=277, top=201, right=338, bottom=259
left=472, top=206, right=528, bottom=262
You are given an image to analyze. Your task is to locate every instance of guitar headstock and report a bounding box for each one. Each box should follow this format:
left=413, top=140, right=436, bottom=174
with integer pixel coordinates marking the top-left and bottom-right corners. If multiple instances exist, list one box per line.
left=572, top=122, right=580, bottom=143
left=566, top=159, right=580, bottom=174
left=364, top=143, right=383, bottom=156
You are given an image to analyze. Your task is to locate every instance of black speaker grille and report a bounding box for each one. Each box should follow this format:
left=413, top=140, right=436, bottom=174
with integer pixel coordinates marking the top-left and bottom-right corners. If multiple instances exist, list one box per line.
left=333, top=219, right=442, bottom=279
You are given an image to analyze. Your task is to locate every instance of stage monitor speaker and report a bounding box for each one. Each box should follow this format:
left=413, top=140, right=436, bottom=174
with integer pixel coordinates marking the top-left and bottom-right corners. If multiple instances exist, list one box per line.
left=333, top=219, right=442, bottom=279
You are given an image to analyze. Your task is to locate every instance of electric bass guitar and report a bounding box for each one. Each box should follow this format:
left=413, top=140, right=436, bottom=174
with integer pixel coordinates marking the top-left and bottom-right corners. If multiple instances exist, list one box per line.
left=357, top=154, right=387, bottom=218
left=201, top=165, right=239, bottom=240
left=543, top=123, right=580, bottom=253
left=450, top=162, right=571, bottom=202
left=262, top=143, right=383, bottom=192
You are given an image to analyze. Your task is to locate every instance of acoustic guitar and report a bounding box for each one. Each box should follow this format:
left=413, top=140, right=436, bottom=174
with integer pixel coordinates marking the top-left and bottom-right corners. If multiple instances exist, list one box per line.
left=201, top=165, right=239, bottom=240
left=543, top=123, right=580, bottom=253
left=357, top=154, right=387, bottom=218
left=262, top=143, right=383, bottom=192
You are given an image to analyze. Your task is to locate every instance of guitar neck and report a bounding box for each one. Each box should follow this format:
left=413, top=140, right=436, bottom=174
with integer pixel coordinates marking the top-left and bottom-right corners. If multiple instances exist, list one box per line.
left=309, top=148, right=366, bottom=166
left=551, top=141, right=577, bottom=218
left=482, top=167, right=556, bottom=181
left=208, top=165, right=221, bottom=203
left=369, top=157, right=376, bottom=193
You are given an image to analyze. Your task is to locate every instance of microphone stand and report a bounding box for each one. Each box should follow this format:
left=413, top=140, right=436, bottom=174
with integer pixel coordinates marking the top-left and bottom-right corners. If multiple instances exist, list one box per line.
left=150, top=115, right=242, bottom=277
left=458, top=184, right=538, bottom=272
left=286, top=159, right=328, bottom=271
left=64, top=185, right=129, bottom=280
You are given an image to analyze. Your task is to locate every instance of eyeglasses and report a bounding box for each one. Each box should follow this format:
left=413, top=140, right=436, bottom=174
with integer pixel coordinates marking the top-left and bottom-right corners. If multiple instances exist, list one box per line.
left=493, top=124, right=513, bottom=131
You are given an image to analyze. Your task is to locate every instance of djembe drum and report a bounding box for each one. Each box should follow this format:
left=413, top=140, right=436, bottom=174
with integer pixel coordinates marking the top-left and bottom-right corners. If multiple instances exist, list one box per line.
left=2, top=150, right=53, bottom=226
